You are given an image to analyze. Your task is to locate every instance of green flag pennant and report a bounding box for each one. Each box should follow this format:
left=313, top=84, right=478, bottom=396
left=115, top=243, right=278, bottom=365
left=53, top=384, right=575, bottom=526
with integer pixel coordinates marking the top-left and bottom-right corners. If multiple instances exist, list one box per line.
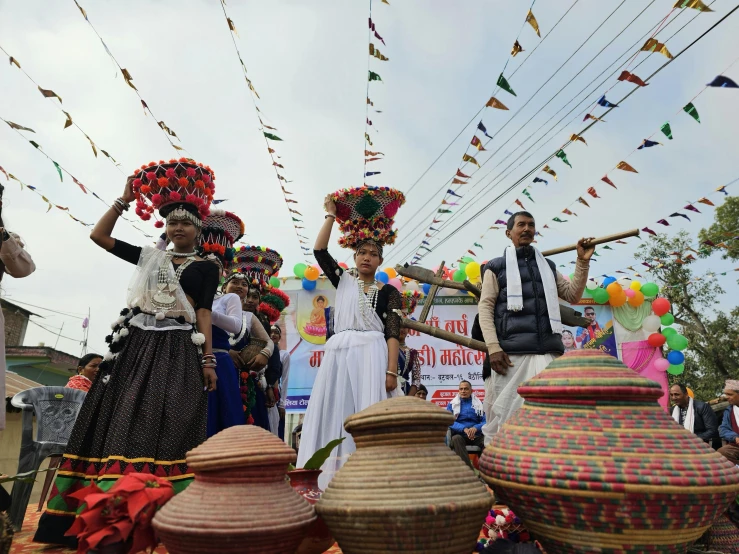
left=264, top=132, right=283, bottom=141
left=552, top=217, right=568, bottom=223
left=521, top=189, right=534, bottom=202
left=368, top=71, right=383, bottom=82
left=683, top=102, right=700, bottom=123
left=593, top=251, right=600, bottom=256
left=291, top=217, right=303, bottom=222
left=497, top=73, right=517, bottom=97
left=602, top=245, right=614, bottom=250
left=420, top=246, right=432, bottom=252
left=52, top=160, right=63, bottom=182
left=660, top=122, right=673, bottom=140
left=437, top=209, right=452, bottom=214
left=555, top=149, right=572, bottom=168
left=30, top=140, right=41, bottom=149
left=474, top=242, right=483, bottom=248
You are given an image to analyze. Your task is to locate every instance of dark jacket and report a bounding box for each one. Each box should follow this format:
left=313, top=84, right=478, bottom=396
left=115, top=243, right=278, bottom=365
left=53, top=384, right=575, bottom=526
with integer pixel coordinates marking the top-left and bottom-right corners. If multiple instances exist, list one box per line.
left=686, top=399, right=719, bottom=443
left=483, top=246, right=564, bottom=355
left=471, top=314, right=491, bottom=381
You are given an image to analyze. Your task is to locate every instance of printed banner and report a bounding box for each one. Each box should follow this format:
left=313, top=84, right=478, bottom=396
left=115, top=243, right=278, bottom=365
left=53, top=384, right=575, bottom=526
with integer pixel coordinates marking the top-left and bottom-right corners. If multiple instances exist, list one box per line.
left=560, top=299, right=617, bottom=358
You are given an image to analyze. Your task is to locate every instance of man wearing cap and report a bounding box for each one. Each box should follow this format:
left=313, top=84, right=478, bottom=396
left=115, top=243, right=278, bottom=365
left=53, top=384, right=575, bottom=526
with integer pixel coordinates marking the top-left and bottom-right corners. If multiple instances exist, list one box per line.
left=718, top=379, right=739, bottom=465
left=669, top=383, right=718, bottom=445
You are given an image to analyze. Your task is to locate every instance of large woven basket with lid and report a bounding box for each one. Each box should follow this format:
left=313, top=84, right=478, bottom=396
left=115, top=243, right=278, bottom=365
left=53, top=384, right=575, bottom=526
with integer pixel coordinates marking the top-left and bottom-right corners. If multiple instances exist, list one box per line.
left=479, top=350, right=739, bottom=553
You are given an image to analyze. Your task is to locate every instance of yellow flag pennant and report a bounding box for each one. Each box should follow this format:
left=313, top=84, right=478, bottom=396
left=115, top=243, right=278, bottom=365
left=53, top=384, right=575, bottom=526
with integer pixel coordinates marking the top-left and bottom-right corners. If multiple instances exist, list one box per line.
left=641, top=38, right=673, bottom=59
left=616, top=161, right=638, bottom=173
left=462, top=154, right=480, bottom=167
left=9, top=56, right=20, bottom=68
left=5, top=120, right=35, bottom=133
left=85, top=134, right=97, bottom=157
left=121, top=68, right=137, bottom=90
left=526, top=10, right=541, bottom=38
left=246, top=77, right=260, bottom=99
left=63, top=111, right=73, bottom=129
left=172, top=144, right=184, bottom=151
left=38, top=86, right=62, bottom=103
left=673, top=0, right=713, bottom=11
left=542, top=165, right=557, bottom=180
left=369, top=44, right=389, bottom=61
left=157, top=121, right=179, bottom=139
left=511, top=40, right=524, bottom=57
left=41, top=195, right=53, bottom=212
left=227, top=17, right=238, bottom=35
left=570, top=134, right=587, bottom=145
left=486, top=97, right=509, bottom=110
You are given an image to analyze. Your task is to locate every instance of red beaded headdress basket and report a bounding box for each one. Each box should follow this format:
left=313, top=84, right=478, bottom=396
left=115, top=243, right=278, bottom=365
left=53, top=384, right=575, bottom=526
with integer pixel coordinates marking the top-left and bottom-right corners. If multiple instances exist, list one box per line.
left=260, top=288, right=290, bottom=324
left=226, top=245, right=283, bottom=290
left=198, top=209, right=244, bottom=270
left=330, top=186, right=406, bottom=250
left=399, top=290, right=423, bottom=317
left=130, top=158, right=215, bottom=224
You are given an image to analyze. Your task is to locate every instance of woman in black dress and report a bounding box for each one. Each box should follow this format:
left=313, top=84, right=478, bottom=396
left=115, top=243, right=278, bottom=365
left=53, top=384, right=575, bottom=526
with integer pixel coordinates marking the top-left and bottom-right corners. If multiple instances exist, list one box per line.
left=35, top=160, right=220, bottom=546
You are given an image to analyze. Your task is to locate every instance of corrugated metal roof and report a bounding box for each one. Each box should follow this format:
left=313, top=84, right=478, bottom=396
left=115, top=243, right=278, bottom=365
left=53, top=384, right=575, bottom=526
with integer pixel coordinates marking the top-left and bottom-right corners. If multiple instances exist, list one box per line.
left=5, top=371, right=43, bottom=399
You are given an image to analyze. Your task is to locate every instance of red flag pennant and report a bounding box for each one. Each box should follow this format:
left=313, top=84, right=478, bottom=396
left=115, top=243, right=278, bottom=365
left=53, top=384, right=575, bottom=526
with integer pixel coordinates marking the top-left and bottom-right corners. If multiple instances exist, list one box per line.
left=452, top=178, right=466, bottom=185
left=72, top=176, right=87, bottom=194
left=468, top=250, right=477, bottom=256
left=514, top=199, right=525, bottom=210
left=617, top=71, right=648, bottom=87
left=601, top=175, right=616, bottom=189
left=656, top=219, right=670, bottom=226
left=456, top=169, right=471, bottom=179
left=587, top=187, right=600, bottom=198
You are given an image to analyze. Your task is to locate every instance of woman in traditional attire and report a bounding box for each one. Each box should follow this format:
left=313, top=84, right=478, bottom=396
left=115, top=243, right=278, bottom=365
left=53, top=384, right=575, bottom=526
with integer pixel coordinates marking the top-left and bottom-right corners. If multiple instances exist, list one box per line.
left=35, top=159, right=220, bottom=546
left=269, top=324, right=291, bottom=440
left=65, top=353, right=103, bottom=393
left=297, top=188, right=405, bottom=489
left=397, top=290, right=423, bottom=397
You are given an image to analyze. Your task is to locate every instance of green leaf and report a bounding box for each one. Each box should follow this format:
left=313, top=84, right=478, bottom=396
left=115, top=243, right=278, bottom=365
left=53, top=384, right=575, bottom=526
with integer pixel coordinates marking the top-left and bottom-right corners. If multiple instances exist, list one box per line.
left=303, top=437, right=345, bottom=470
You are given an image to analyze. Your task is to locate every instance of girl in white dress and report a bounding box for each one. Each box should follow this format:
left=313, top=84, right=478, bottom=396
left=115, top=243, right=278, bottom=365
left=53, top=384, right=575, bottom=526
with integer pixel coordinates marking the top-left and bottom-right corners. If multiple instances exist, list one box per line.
left=297, top=193, right=403, bottom=489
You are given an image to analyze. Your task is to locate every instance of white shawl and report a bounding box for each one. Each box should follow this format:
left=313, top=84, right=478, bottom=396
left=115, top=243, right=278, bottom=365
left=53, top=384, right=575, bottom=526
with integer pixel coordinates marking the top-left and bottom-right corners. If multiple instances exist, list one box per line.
left=672, top=398, right=695, bottom=432
left=450, top=394, right=484, bottom=418
left=505, top=245, right=562, bottom=335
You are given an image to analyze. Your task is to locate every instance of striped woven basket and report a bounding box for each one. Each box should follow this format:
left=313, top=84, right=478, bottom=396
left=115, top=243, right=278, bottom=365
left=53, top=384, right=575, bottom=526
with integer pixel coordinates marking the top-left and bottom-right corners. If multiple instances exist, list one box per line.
left=479, top=350, right=739, bottom=554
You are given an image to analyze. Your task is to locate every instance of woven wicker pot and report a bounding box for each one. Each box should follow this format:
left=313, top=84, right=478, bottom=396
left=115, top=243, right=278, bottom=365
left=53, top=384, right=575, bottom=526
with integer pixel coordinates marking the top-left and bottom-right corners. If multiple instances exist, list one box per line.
left=287, top=469, right=334, bottom=554
left=239, top=337, right=268, bottom=366
left=152, top=425, right=315, bottom=553
left=316, top=396, right=492, bottom=553
left=479, top=350, right=739, bottom=553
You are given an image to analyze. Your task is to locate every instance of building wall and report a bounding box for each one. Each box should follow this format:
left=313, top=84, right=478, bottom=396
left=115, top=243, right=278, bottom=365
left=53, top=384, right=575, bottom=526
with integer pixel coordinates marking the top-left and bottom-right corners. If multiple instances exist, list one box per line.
left=0, top=412, right=50, bottom=506
left=2, top=305, right=29, bottom=347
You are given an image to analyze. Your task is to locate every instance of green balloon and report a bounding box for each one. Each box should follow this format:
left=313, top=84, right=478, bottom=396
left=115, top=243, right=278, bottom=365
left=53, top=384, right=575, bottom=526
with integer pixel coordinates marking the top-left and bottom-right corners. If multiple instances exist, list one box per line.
left=462, top=256, right=474, bottom=264
left=293, top=263, right=307, bottom=279
left=582, top=287, right=592, bottom=297
left=666, top=333, right=688, bottom=351
left=641, top=282, right=659, bottom=297
left=660, top=313, right=674, bottom=326
left=453, top=269, right=466, bottom=282
left=593, top=288, right=610, bottom=304
left=661, top=327, right=677, bottom=338
left=459, top=263, right=468, bottom=273
left=667, top=363, right=685, bottom=375
left=269, top=276, right=281, bottom=289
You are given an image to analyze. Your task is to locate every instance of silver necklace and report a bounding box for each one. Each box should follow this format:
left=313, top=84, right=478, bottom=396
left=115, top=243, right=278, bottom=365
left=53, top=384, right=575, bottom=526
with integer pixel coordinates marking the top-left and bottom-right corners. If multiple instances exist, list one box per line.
left=357, top=278, right=379, bottom=324
left=152, top=253, right=197, bottom=311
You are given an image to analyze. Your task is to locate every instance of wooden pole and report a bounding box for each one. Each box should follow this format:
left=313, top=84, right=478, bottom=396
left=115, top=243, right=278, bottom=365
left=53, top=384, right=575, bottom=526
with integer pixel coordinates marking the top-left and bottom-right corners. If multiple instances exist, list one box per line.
left=395, top=264, right=467, bottom=291
left=399, top=314, right=487, bottom=352
left=541, top=229, right=639, bottom=257
left=417, top=261, right=445, bottom=323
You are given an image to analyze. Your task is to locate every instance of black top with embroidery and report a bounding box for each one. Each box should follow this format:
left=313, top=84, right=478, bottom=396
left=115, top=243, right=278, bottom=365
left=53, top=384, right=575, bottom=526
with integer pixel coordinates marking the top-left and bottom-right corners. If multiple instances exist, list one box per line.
left=314, top=248, right=401, bottom=341
left=109, top=239, right=220, bottom=311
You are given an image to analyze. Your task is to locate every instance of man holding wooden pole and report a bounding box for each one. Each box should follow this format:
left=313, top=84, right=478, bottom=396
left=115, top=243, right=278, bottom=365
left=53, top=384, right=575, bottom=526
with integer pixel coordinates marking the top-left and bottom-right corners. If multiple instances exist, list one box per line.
left=478, top=211, right=595, bottom=444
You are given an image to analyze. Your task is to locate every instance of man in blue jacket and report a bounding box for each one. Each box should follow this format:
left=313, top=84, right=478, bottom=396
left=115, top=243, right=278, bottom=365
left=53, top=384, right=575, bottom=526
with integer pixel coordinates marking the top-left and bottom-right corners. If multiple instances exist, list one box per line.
left=446, top=380, right=485, bottom=468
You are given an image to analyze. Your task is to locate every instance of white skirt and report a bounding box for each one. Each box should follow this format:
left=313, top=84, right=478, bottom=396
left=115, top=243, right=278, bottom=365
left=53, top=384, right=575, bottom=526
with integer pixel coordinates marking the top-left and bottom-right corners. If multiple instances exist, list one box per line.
left=296, top=328, right=401, bottom=490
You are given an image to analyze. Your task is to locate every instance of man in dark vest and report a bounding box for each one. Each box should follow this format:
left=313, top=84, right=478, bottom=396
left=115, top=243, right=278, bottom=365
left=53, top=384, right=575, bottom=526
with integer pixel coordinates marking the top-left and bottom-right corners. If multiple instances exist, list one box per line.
left=477, top=211, right=594, bottom=442
left=669, top=383, right=718, bottom=445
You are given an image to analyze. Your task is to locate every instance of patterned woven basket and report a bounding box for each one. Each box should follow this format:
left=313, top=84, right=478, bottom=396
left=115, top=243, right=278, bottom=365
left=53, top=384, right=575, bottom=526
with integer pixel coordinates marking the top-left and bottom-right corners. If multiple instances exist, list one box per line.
left=479, top=350, right=739, bottom=554
left=316, top=396, right=492, bottom=553
left=238, top=338, right=268, bottom=366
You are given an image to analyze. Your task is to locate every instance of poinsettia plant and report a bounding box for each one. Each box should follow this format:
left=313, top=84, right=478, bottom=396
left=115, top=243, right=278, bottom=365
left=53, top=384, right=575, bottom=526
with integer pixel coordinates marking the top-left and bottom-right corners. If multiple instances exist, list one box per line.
left=65, top=473, right=174, bottom=554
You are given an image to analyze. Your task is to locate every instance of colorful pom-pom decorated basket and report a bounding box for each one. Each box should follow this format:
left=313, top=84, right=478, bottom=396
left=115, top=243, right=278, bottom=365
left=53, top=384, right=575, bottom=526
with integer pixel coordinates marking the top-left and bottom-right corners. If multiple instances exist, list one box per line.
left=330, top=186, right=405, bottom=249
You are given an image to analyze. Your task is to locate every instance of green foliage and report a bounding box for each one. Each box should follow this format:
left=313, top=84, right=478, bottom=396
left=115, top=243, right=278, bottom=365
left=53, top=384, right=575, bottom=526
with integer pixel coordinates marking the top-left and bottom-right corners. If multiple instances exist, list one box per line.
left=698, top=195, right=739, bottom=262
left=303, top=437, right=345, bottom=470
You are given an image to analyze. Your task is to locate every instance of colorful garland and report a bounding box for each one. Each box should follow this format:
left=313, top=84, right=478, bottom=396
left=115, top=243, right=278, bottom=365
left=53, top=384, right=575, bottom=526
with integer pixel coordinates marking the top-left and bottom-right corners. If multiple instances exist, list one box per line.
left=239, top=370, right=257, bottom=423
left=399, top=290, right=423, bottom=316
left=131, top=158, right=215, bottom=222
left=331, top=186, right=405, bottom=250
left=259, top=287, right=290, bottom=324
left=475, top=506, right=530, bottom=551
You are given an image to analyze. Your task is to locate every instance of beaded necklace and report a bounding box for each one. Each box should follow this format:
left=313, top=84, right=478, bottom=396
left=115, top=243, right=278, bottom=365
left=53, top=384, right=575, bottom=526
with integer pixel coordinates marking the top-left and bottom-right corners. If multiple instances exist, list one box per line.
left=357, top=278, right=379, bottom=325
left=152, top=251, right=198, bottom=312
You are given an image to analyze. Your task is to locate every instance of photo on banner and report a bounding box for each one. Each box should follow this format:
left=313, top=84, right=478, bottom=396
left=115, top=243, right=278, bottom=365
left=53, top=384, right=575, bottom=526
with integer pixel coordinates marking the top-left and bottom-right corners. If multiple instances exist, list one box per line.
left=560, top=299, right=618, bottom=359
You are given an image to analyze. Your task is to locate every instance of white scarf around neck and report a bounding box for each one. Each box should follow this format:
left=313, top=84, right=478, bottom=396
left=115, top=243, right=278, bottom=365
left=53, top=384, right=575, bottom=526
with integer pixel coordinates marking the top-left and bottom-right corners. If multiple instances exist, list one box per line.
left=505, top=245, right=562, bottom=335
left=450, top=393, right=484, bottom=418
left=672, top=397, right=694, bottom=432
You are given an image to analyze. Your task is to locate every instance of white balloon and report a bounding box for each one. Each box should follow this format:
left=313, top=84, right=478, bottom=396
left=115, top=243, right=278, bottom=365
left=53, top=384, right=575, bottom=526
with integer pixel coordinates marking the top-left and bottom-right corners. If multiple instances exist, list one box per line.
left=642, top=315, right=661, bottom=333
left=586, top=279, right=598, bottom=290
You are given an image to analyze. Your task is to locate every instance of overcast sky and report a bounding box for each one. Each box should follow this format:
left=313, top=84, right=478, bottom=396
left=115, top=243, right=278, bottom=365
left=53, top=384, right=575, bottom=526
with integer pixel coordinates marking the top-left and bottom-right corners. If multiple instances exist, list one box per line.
left=0, top=0, right=737, bottom=358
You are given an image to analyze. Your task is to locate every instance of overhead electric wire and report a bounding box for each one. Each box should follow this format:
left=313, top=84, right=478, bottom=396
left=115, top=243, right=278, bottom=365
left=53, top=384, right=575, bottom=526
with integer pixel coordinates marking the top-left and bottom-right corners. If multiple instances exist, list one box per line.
left=387, top=1, right=710, bottom=264
left=386, top=0, right=662, bottom=261
left=1, top=298, right=87, bottom=319
left=402, top=3, right=738, bottom=263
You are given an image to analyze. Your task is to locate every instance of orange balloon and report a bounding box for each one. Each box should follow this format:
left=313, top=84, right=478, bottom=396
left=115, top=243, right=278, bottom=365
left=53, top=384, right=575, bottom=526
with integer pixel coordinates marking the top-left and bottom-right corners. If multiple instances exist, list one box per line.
left=606, top=282, right=622, bottom=297
left=303, top=266, right=319, bottom=281
left=384, top=267, right=397, bottom=279
left=627, top=290, right=645, bottom=307
left=609, top=292, right=627, bottom=307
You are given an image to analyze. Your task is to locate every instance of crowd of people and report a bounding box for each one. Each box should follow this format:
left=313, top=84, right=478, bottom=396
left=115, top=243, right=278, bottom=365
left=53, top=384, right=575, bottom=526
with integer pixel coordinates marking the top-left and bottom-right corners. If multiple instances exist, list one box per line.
left=0, top=163, right=733, bottom=546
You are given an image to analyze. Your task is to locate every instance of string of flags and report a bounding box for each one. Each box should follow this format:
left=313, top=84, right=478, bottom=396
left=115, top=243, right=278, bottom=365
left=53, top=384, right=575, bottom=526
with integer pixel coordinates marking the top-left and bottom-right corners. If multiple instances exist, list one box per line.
left=71, top=0, right=187, bottom=154
left=0, top=166, right=91, bottom=228
left=0, top=116, right=152, bottom=239
left=408, top=2, right=543, bottom=265
left=0, top=45, right=124, bottom=173
left=364, top=1, right=390, bottom=180
left=218, top=0, right=310, bottom=259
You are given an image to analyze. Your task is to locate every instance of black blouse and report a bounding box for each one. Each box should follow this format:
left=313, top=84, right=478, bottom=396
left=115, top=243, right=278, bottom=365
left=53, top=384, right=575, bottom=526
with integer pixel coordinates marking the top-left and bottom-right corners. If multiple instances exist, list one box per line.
left=314, top=249, right=401, bottom=341
left=109, top=239, right=220, bottom=311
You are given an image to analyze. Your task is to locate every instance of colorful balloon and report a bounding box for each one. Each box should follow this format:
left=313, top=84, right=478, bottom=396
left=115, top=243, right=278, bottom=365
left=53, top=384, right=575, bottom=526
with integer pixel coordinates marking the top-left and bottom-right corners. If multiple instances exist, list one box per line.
left=586, top=279, right=598, bottom=290
left=384, top=267, right=397, bottom=279
left=606, top=282, right=622, bottom=297
left=654, top=358, right=670, bottom=372
left=666, top=333, right=688, bottom=351
left=388, top=278, right=402, bottom=290
left=630, top=281, right=642, bottom=291
left=376, top=271, right=389, bottom=284
left=609, top=292, right=627, bottom=308
left=602, top=276, right=616, bottom=287
left=592, top=288, right=610, bottom=304
left=293, top=263, right=307, bottom=279
left=422, top=283, right=431, bottom=295
left=660, top=313, right=674, bottom=326
left=647, top=333, right=666, bottom=348
left=661, top=327, right=677, bottom=338
left=641, top=282, right=659, bottom=297
left=667, top=363, right=685, bottom=375
left=303, top=266, right=319, bottom=281
left=302, top=277, right=316, bottom=291
left=453, top=269, right=466, bottom=282
left=624, top=289, right=635, bottom=298
left=651, top=297, right=671, bottom=317
left=269, top=277, right=280, bottom=289
left=642, top=315, right=661, bottom=333
left=628, top=290, right=645, bottom=307
left=338, top=262, right=349, bottom=270
left=666, top=350, right=685, bottom=365
left=465, top=262, right=481, bottom=280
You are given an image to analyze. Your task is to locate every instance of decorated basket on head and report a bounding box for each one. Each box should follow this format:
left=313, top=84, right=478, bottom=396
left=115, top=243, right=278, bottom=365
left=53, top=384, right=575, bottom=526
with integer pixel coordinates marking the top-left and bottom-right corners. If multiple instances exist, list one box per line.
left=330, top=186, right=405, bottom=255
left=399, top=290, right=422, bottom=318
left=131, top=158, right=215, bottom=225
left=198, top=209, right=244, bottom=272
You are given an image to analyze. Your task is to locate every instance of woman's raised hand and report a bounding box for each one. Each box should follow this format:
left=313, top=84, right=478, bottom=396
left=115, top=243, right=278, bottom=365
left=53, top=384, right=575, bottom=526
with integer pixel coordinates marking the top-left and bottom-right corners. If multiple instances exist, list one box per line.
left=323, top=194, right=337, bottom=217
left=122, top=176, right=136, bottom=203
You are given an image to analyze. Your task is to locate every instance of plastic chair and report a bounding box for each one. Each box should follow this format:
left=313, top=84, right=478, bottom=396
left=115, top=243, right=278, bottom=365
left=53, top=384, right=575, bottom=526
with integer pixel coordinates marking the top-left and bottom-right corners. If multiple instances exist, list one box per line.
left=446, top=428, right=483, bottom=469
left=8, top=386, right=87, bottom=531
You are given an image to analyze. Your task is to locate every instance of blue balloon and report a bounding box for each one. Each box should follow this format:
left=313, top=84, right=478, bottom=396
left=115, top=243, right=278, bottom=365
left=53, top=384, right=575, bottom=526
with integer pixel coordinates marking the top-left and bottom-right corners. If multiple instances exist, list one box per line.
left=666, top=350, right=685, bottom=365
left=302, top=277, right=316, bottom=291
left=376, top=271, right=390, bottom=284
left=602, top=276, right=616, bottom=287
left=422, top=283, right=431, bottom=295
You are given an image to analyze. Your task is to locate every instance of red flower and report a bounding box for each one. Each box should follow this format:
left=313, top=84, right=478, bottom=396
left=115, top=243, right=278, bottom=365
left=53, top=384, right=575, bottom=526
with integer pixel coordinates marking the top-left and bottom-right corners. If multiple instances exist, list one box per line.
left=169, top=191, right=182, bottom=201
left=194, top=179, right=204, bottom=189
left=151, top=194, right=163, bottom=206
left=185, top=194, right=197, bottom=204
left=140, top=185, right=151, bottom=194
left=132, top=178, right=142, bottom=188
left=145, top=171, right=157, bottom=182
left=141, top=213, right=151, bottom=221
left=336, top=203, right=351, bottom=221
left=157, top=177, right=169, bottom=189
left=186, top=167, right=196, bottom=177
left=154, top=220, right=164, bottom=228
left=165, top=168, right=176, bottom=179
left=178, top=177, right=188, bottom=187
left=202, top=173, right=211, bottom=183
left=384, top=200, right=400, bottom=218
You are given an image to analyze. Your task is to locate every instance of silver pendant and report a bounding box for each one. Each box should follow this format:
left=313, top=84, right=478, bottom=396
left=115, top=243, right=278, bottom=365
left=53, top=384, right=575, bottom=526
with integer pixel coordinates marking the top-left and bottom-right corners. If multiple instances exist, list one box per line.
left=152, top=291, right=176, bottom=309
